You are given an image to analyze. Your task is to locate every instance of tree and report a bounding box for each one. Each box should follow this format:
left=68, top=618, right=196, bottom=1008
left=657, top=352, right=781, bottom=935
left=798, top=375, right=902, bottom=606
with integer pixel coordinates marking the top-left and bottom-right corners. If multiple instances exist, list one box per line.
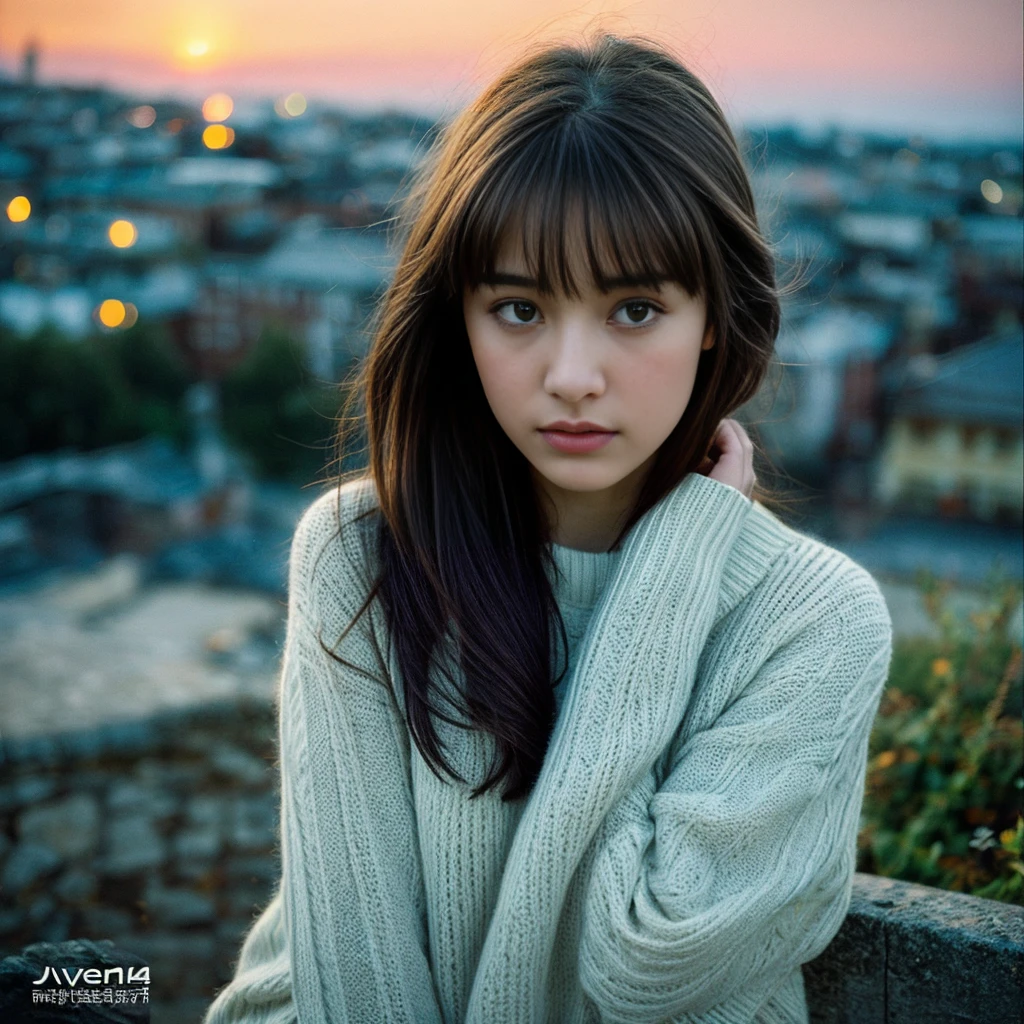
left=219, top=327, right=346, bottom=483
left=0, top=322, right=190, bottom=460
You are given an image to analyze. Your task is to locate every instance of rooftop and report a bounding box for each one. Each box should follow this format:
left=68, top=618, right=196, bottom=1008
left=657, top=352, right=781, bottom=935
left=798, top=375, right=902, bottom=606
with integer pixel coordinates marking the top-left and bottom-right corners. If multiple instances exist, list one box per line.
left=0, top=437, right=210, bottom=515
left=894, top=330, right=1024, bottom=428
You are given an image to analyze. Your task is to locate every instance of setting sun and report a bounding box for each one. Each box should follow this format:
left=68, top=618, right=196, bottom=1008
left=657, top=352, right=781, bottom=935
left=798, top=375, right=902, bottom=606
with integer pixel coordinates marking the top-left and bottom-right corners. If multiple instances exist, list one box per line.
left=174, top=33, right=224, bottom=71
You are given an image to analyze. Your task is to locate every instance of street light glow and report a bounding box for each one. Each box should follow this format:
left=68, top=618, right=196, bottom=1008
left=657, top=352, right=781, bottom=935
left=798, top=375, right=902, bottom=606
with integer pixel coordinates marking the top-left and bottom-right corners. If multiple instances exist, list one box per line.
left=6, top=196, right=31, bottom=222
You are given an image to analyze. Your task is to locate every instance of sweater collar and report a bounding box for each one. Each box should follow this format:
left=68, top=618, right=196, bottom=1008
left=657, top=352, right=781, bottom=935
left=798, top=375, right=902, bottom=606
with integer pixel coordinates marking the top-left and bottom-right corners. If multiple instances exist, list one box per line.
left=548, top=543, right=622, bottom=610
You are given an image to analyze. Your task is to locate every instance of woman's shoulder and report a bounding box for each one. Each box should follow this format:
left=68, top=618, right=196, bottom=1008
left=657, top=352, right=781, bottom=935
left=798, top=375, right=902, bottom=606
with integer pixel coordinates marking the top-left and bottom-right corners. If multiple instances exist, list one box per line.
left=293, top=475, right=380, bottom=548
left=289, top=476, right=382, bottom=602
left=743, top=499, right=893, bottom=643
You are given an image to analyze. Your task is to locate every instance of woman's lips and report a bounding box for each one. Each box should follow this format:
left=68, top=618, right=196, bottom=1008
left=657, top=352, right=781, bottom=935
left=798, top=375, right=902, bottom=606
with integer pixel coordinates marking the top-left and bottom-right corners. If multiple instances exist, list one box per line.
left=539, top=429, right=617, bottom=453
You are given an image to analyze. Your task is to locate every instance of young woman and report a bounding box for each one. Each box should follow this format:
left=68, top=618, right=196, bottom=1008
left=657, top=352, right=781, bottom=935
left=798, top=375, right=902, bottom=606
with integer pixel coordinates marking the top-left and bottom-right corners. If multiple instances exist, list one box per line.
left=205, top=33, right=893, bottom=1024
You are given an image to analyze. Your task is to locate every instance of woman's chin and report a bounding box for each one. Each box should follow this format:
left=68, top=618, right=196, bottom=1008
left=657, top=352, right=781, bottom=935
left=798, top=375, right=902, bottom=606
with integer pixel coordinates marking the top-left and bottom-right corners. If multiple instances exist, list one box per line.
left=530, top=460, right=636, bottom=496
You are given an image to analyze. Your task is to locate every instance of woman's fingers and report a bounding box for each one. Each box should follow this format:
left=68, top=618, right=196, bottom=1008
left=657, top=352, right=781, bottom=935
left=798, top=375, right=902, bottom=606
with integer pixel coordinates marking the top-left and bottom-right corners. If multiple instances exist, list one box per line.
left=706, top=419, right=756, bottom=498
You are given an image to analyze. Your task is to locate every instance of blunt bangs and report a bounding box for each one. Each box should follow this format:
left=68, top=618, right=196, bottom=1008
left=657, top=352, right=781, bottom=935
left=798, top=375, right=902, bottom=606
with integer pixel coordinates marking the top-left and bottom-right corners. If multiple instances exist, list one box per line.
left=451, top=112, right=711, bottom=302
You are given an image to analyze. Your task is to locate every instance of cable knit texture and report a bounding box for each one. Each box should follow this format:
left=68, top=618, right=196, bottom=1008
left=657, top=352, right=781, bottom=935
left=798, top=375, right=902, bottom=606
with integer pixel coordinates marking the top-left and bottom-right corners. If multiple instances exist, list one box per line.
left=203, top=471, right=893, bottom=1024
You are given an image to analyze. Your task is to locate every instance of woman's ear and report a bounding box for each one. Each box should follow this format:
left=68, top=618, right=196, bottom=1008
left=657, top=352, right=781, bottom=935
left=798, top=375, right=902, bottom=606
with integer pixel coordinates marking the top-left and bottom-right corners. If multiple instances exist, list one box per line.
left=701, top=325, right=715, bottom=351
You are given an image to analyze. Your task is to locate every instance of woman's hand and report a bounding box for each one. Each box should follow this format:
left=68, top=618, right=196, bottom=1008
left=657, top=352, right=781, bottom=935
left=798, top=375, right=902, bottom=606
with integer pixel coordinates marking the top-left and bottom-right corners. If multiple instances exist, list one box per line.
left=697, top=418, right=757, bottom=499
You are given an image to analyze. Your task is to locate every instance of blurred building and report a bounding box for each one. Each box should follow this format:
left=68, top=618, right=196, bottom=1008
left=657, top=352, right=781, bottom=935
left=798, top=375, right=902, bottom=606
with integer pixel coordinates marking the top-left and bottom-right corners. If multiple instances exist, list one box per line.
left=750, top=305, right=896, bottom=476
left=182, top=219, right=394, bottom=380
left=0, top=264, right=198, bottom=339
left=0, top=437, right=231, bottom=576
left=953, top=216, right=1024, bottom=325
left=875, top=331, right=1024, bottom=524
left=1, top=75, right=1021, bottom=562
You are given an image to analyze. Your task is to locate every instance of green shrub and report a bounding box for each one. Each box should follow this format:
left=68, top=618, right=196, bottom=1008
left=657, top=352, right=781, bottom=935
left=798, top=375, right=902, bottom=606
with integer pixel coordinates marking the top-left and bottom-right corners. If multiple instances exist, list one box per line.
left=859, top=569, right=1024, bottom=904
left=219, top=327, right=347, bottom=483
left=0, top=320, right=355, bottom=486
left=0, top=322, right=190, bottom=459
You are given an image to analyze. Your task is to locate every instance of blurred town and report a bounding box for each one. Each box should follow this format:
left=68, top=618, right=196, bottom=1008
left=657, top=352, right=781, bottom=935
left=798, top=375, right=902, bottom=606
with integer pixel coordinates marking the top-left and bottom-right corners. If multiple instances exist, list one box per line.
left=0, top=39, right=1021, bottom=1019
left=0, top=34, right=1022, bottom=695
left=0, top=29, right=1019, bottom=593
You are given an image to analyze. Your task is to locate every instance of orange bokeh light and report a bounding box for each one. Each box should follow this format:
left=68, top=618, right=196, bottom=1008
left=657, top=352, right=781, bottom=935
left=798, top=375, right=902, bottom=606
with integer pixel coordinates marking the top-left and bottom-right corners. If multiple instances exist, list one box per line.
left=108, top=219, right=137, bottom=248
left=6, top=196, right=31, bottom=222
left=202, top=124, right=235, bottom=149
left=202, top=93, right=234, bottom=122
left=98, top=299, right=126, bottom=328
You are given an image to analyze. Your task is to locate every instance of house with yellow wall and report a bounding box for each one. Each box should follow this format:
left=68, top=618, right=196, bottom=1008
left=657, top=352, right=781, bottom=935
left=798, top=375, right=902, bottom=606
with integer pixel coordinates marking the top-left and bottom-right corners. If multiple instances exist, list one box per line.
left=876, top=331, right=1023, bottom=525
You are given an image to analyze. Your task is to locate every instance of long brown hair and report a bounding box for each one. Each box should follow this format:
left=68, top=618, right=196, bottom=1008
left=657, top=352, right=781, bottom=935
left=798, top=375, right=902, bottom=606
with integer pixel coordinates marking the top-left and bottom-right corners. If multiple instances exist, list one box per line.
left=329, top=33, right=786, bottom=802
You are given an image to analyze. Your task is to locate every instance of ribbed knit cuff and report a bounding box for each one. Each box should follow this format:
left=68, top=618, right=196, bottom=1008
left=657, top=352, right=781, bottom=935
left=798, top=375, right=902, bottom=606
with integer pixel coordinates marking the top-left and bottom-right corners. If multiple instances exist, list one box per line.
left=606, top=471, right=753, bottom=601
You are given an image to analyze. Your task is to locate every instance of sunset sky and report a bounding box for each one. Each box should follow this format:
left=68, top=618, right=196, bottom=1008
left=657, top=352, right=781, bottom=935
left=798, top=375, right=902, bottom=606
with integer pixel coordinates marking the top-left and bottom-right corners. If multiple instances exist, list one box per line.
left=2, top=0, right=1022, bottom=137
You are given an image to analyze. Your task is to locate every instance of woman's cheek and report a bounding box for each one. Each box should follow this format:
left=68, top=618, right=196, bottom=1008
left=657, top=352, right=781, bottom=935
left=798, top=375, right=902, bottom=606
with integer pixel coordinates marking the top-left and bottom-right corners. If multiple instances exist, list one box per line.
left=622, top=350, right=698, bottom=419
left=478, top=355, right=533, bottom=433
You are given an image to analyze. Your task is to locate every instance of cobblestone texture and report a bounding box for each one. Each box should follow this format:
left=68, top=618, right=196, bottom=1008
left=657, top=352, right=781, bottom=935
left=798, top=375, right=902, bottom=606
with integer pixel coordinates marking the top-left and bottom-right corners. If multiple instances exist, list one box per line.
left=0, top=699, right=279, bottom=1019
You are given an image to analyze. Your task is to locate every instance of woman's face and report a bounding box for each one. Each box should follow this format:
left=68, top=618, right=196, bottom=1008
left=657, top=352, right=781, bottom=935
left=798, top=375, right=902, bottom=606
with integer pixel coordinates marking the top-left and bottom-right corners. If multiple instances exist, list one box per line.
left=463, top=233, right=714, bottom=527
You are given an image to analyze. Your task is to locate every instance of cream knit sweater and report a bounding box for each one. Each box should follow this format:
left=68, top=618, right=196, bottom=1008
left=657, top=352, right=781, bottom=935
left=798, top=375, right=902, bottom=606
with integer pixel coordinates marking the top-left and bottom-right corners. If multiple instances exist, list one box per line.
left=203, top=471, right=893, bottom=1024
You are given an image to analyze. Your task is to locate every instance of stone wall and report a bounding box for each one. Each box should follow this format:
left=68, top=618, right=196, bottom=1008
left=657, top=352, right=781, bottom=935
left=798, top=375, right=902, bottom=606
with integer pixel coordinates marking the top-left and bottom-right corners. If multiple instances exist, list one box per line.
left=805, top=872, right=1024, bottom=1024
left=2, top=698, right=1022, bottom=1023
left=0, top=699, right=279, bottom=1024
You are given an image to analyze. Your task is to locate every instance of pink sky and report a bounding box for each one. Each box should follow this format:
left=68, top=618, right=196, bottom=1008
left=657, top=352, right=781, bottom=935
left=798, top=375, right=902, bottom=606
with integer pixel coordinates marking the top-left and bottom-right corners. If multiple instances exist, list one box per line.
left=2, top=0, right=1022, bottom=136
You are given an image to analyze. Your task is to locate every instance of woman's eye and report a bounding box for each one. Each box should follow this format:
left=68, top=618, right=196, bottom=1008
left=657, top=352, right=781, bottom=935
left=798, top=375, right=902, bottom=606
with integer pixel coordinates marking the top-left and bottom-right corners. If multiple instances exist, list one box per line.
left=613, top=301, right=659, bottom=326
left=494, top=300, right=539, bottom=325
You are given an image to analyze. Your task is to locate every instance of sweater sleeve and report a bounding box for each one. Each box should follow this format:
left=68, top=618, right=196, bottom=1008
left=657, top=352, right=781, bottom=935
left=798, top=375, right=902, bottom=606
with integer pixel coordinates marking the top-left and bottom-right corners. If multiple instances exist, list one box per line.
left=577, top=560, right=893, bottom=1023
left=202, top=886, right=295, bottom=1024
left=204, top=486, right=443, bottom=1024
left=466, top=473, right=757, bottom=1024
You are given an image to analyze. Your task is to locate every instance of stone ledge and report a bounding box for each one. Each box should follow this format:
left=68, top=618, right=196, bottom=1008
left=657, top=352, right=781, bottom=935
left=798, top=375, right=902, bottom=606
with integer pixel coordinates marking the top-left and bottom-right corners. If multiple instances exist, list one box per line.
left=3, top=696, right=1021, bottom=1022
left=805, top=872, right=1024, bottom=1024
left=3, top=872, right=1021, bottom=1021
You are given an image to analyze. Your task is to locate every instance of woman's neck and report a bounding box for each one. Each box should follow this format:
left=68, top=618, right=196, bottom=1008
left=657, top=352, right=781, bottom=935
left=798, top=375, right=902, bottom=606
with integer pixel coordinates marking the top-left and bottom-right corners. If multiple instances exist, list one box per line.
left=534, top=457, right=652, bottom=553
left=549, top=507, right=626, bottom=553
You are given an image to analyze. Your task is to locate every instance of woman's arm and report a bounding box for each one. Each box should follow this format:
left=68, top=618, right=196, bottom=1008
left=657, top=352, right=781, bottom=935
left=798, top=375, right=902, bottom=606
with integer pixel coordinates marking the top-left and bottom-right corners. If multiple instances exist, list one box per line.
left=467, top=472, right=758, bottom=1023
left=203, top=887, right=294, bottom=1023
left=204, top=486, right=443, bottom=1024
left=578, top=562, right=893, bottom=1023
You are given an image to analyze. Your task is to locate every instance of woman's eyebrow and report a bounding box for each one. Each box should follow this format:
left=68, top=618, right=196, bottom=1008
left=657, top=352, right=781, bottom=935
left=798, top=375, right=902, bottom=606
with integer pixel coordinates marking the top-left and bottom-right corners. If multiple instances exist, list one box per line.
left=479, top=272, right=537, bottom=288
left=479, top=271, right=670, bottom=290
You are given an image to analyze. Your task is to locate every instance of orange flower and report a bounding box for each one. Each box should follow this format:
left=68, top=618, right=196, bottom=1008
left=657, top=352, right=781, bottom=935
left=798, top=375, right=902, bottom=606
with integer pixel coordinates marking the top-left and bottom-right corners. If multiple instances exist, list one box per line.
left=875, top=750, right=898, bottom=769
left=931, top=657, right=953, bottom=676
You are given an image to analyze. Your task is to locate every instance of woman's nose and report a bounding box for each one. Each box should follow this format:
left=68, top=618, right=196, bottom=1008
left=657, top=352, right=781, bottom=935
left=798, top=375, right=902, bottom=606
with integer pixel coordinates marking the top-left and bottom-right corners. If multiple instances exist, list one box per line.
left=543, top=321, right=606, bottom=402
